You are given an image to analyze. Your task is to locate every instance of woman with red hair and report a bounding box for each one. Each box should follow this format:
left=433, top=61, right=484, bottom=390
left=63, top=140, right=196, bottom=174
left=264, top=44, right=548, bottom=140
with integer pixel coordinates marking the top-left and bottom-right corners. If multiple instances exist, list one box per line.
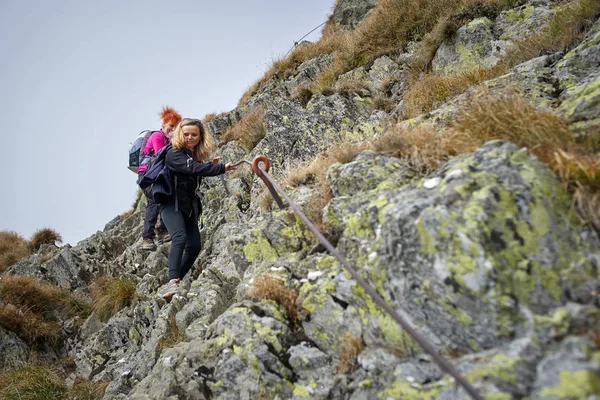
left=138, top=106, right=182, bottom=250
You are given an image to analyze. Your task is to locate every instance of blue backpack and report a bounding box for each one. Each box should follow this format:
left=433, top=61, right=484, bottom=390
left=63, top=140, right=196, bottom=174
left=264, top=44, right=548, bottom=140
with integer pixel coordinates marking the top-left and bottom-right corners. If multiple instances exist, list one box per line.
left=138, top=144, right=173, bottom=203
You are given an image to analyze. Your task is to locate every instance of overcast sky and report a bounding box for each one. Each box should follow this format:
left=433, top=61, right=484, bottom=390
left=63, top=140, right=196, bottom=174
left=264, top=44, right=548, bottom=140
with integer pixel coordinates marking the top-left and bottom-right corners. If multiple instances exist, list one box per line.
left=0, top=0, right=331, bottom=245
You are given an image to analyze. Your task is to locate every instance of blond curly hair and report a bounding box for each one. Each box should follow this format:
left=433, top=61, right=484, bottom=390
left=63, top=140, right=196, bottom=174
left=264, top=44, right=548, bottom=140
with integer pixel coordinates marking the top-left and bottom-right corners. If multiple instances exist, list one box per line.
left=171, top=118, right=215, bottom=162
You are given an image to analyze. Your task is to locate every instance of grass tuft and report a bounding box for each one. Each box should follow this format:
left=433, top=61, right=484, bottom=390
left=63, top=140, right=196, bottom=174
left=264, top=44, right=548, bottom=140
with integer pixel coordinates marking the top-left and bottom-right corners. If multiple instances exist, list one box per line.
left=247, top=275, right=300, bottom=323
left=452, top=91, right=600, bottom=231
left=29, top=228, right=63, bottom=252
left=337, top=333, right=364, bottom=373
left=220, top=106, right=266, bottom=152
left=0, top=275, right=91, bottom=344
left=0, top=231, right=30, bottom=272
left=202, top=113, right=218, bottom=123
left=158, top=315, right=186, bottom=351
left=0, top=364, right=67, bottom=400
left=91, top=276, right=137, bottom=322
left=403, top=0, right=600, bottom=118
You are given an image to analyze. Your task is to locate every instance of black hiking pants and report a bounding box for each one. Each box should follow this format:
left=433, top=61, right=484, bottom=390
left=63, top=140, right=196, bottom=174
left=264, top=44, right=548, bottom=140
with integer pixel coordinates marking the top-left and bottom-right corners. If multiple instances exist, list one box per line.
left=160, top=203, right=201, bottom=281
left=140, top=181, right=166, bottom=240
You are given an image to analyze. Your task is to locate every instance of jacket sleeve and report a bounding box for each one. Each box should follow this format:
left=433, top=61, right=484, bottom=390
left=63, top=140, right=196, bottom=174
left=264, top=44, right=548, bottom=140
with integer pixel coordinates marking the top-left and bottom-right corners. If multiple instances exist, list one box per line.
left=166, top=149, right=225, bottom=177
left=143, top=132, right=163, bottom=156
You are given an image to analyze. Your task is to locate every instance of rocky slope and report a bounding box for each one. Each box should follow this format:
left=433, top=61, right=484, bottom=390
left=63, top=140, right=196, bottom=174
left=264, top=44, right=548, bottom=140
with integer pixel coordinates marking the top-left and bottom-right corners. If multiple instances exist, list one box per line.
left=2, top=0, right=599, bottom=398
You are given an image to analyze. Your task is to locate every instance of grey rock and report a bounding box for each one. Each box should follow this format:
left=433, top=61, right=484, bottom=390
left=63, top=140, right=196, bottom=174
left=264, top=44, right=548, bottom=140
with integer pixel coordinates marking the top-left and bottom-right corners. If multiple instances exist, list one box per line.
left=432, top=18, right=508, bottom=75
left=81, top=312, right=104, bottom=340
left=251, top=95, right=380, bottom=172
left=326, top=151, right=412, bottom=197
left=532, top=336, right=600, bottom=398
left=369, top=56, right=405, bottom=95
left=283, top=54, right=334, bottom=96
left=555, top=17, right=600, bottom=98
left=332, top=0, right=378, bottom=29
left=0, top=325, right=28, bottom=369
left=494, top=3, right=551, bottom=41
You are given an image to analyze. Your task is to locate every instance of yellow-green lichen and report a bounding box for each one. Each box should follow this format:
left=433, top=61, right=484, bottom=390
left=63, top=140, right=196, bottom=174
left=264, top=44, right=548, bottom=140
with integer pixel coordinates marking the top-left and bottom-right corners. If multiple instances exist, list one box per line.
left=502, top=5, right=535, bottom=24
left=254, top=323, right=283, bottom=352
left=292, top=383, right=311, bottom=397
left=378, top=380, right=440, bottom=400
left=243, top=234, right=278, bottom=263
left=300, top=280, right=336, bottom=313
left=465, top=353, right=519, bottom=384
left=129, top=327, right=142, bottom=345
left=534, top=307, right=571, bottom=337
left=379, top=313, right=422, bottom=354
left=539, top=370, right=600, bottom=398
left=441, top=301, right=473, bottom=326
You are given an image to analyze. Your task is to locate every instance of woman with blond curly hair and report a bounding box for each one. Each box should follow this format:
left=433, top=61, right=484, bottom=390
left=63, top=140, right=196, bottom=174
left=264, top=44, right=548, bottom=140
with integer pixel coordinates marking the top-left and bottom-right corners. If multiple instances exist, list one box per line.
left=139, top=106, right=182, bottom=250
left=159, top=118, right=236, bottom=300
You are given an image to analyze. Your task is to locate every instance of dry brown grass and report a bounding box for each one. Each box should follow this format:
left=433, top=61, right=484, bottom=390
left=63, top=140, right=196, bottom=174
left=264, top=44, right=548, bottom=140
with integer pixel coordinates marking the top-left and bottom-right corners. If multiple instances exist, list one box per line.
left=69, top=379, right=109, bottom=400
left=373, top=125, right=473, bottom=173
left=0, top=364, right=67, bottom=400
left=256, top=187, right=275, bottom=211
left=0, top=231, right=30, bottom=273
left=91, top=276, right=137, bottom=322
left=121, top=209, right=134, bottom=220
left=337, top=333, right=364, bottom=373
left=291, top=85, right=314, bottom=107
left=0, top=275, right=91, bottom=344
left=247, top=275, right=300, bottom=323
left=220, top=106, right=266, bottom=152
left=334, top=76, right=372, bottom=95
left=452, top=92, right=600, bottom=231
left=403, top=0, right=600, bottom=118
left=502, top=0, right=600, bottom=68
left=284, top=142, right=370, bottom=223
left=202, top=113, right=218, bottom=123
left=312, top=0, right=521, bottom=93
left=452, top=93, right=573, bottom=163
left=0, top=362, right=107, bottom=400
left=403, top=66, right=500, bottom=118
left=158, top=315, right=186, bottom=351
left=282, top=127, right=468, bottom=220
left=238, top=29, right=349, bottom=106
left=29, top=227, right=62, bottom=252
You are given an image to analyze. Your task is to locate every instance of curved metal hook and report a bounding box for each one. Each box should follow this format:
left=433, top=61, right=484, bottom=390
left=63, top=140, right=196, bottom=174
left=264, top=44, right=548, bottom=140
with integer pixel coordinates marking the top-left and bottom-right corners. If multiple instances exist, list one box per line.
left=252, top=155, right=271, bottom=176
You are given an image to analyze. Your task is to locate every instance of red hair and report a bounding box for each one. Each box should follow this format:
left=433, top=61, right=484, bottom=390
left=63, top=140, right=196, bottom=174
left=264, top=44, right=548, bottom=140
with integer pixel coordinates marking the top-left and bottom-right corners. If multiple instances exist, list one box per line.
left=160, top=106, right=182, bottom=126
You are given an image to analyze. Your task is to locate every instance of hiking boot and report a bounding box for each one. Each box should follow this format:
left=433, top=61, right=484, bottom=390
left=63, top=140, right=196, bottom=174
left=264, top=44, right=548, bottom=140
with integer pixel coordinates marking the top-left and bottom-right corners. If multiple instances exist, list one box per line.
left=156, top=231, right=171, bottom=245
left=159, top=279, right=180, bottom=301
left=141, top=238, right=157, bottom=251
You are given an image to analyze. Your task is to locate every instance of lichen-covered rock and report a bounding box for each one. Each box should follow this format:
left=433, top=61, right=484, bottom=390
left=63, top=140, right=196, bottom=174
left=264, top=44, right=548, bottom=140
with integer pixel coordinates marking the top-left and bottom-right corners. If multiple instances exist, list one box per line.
left=494, top=3, right=551, bottom=41
left=283, top=53, right=334, bottom=96
left=324, top=141, right=598, bottom=356
left=251, top=95, right=380, bottom=171
left=7, top=246, right=86, bottom=291
left=332, top=0, right=378, bottom=29
left=288, top=343, right=335, bottom=398
left=326, top=151, right=412, bottom=197
left=555, top=16, right=600, bottom=97
left=0, top=325, right=28, bottom=369
left=531, top=336, right=600, bottom=399
left=557, top=74, right=600, bottom=123
left=128, top=301, right=302, bottom=399
left=402, top=54, right=560, bottom=128
left=368, top=56, right=405, bottom=95
left=432, top=18, right=510, bottom=75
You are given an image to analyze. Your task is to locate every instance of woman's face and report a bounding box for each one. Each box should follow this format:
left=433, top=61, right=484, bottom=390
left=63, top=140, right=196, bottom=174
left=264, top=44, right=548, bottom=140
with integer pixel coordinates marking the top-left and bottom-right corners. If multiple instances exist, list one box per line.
left=182, top=124, right=201, bottom=150
left=163, top=123, right=176, bottom=135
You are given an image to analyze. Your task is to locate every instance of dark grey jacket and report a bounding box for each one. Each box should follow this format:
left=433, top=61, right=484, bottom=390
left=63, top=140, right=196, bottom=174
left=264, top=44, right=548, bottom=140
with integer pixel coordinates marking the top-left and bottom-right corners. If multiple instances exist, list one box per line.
left=164, top=147, right=225, bottom=218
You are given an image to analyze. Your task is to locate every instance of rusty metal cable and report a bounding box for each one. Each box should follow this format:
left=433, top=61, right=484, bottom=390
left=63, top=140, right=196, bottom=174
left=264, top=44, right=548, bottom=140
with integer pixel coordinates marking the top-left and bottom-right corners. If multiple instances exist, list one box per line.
left=233, top=155, right=484, bottom=400
left=283, top=21, right=327, bottom=58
